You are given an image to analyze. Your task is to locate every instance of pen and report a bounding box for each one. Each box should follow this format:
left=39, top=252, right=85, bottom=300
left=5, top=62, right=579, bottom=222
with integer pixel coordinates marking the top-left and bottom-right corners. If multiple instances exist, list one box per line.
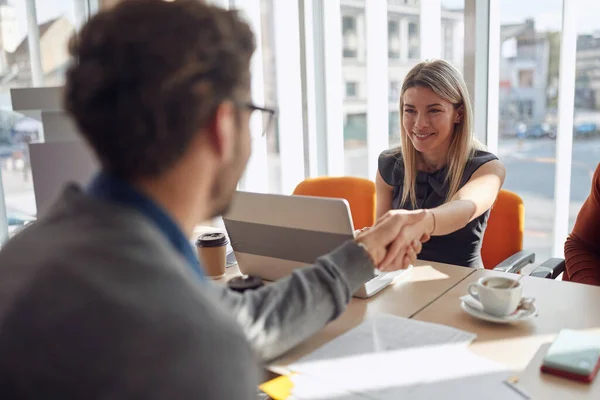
left=504, top=376, right=531, bottom=399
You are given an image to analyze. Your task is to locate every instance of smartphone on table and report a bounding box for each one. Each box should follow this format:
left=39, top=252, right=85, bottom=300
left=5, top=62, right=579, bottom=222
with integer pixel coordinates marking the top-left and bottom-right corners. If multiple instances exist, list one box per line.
left=541, top=329, right=600, bottom=383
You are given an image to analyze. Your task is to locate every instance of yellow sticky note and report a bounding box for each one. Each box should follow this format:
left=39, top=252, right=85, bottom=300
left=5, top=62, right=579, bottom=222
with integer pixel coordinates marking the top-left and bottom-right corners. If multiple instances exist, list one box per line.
left=259, top=374, right=294, bottom=400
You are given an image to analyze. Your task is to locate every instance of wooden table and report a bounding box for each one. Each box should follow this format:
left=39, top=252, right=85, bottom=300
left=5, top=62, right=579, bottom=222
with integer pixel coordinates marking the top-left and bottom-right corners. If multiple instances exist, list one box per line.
left=195, top=222, right=600, bottom=397
left=193, top=223, right=478, bottom=373
left=271, top=260, right=475, bottom=370
left=193, top=226, right=476, bottom=370
left=413, top=269, right=600, bottom=398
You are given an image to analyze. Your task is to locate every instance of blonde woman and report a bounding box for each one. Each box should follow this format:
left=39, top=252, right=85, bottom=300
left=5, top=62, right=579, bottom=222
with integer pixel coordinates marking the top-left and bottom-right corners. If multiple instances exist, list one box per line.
left=377, top=60, right=506, bottom=269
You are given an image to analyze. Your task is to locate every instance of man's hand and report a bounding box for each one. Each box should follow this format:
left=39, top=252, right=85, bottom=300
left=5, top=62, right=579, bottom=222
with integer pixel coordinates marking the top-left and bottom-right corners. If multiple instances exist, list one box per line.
left=355, top=209, right=430, bottom=271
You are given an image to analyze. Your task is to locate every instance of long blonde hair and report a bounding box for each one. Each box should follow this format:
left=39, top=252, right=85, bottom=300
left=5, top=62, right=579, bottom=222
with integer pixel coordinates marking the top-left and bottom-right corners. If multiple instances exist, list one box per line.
left=398, top=59, right=483, bottom=208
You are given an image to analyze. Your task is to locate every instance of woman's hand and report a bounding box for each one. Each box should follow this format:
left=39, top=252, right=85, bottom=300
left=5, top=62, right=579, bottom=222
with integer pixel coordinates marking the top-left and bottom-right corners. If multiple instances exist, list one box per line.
left=371, top=209, right=435, bottom=271
left=355, top=210, right=431, bottom=271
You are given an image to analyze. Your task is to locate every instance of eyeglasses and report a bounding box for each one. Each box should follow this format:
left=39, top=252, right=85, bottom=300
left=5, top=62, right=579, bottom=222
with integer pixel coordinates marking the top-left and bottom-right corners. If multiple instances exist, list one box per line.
left=238, top=102, right=278, bottom=137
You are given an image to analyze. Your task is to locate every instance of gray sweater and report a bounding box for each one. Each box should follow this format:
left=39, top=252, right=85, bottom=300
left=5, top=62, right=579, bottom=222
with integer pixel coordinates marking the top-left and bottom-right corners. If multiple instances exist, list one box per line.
left=0, top=185, right=374, bottom=399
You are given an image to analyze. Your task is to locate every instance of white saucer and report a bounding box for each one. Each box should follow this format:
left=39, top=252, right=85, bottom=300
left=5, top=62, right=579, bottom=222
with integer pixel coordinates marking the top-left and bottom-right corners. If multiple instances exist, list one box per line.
left=460, top=295, right=537, bottom=324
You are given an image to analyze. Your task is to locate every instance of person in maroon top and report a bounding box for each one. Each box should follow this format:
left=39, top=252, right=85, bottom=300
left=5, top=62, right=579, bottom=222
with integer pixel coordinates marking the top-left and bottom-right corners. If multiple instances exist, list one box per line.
left=564, top=163, right=600, bottom=285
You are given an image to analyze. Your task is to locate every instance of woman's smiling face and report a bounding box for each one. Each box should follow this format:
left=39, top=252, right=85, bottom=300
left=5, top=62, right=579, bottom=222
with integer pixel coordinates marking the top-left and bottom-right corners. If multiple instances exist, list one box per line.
left=402, top=86, right=462, bottom=158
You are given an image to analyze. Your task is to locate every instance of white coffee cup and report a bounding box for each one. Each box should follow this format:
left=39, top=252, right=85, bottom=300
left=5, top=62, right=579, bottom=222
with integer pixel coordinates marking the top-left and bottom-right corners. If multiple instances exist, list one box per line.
left=467, top=276, right=523, bottom=317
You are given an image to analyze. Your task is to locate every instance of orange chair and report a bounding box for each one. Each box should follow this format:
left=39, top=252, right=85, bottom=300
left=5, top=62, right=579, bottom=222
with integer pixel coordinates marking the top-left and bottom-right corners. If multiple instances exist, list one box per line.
left=482, top=189, right=535, bottom=273
left=482, top=189, right=530, bottom=269
left=292, top=177, right=376, bottom=230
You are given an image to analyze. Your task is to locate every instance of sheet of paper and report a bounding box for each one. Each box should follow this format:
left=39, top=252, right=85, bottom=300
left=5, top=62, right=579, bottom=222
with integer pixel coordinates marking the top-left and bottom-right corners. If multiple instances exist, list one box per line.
left=288, top=314, right=526, bottom=399
left=291, top=313, right=477, bottom=366
left=289, top=374, right=370, bottom=400
left=288, top=370, right=526, bottom=400
left=369, top=371, right=528, bottom=400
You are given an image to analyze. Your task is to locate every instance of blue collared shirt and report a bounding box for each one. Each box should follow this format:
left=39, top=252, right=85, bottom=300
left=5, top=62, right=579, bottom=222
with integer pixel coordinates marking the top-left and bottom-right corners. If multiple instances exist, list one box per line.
left=87, top=172, right=204, bottom=280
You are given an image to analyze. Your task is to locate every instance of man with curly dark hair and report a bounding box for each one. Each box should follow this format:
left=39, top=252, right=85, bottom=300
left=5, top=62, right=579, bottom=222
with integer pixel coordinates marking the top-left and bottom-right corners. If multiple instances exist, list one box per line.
left=0, top=0, right=426, bottom=398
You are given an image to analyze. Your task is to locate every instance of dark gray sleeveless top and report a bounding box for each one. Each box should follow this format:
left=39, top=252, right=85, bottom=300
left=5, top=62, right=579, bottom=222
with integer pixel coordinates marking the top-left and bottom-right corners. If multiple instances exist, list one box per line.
left=378, top=149, right=498, bottom=269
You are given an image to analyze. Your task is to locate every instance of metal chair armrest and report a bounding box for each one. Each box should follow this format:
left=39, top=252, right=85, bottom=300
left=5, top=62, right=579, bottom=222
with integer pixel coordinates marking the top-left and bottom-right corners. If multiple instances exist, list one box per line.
left=492, top=250, right=536, bottom=274
left=530, top=258, right=565, bottom=279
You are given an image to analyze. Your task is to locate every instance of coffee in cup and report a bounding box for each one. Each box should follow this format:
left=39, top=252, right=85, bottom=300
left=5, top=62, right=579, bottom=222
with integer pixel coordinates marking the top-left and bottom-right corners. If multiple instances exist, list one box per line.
left=467, top=276, right=522, bottom=317
left=482, top=279, right=514, bottom=289
left=196, top=232, right=228, bottom=279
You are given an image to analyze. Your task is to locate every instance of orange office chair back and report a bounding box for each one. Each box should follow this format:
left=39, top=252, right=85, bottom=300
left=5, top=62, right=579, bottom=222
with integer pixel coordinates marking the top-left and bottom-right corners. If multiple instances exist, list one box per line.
left=481, top=189, right=525, bottom=269
left=292, top=177, right=376, bottom=230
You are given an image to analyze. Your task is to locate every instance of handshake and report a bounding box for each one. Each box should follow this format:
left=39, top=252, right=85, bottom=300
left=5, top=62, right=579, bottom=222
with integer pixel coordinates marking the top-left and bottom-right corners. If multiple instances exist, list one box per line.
left=355, top=209, right=434, bottom=272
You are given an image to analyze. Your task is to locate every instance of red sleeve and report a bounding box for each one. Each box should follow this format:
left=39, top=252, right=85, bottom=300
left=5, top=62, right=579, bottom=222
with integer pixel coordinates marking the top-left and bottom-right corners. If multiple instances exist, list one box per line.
left=564, top=163, right=600, bottom=285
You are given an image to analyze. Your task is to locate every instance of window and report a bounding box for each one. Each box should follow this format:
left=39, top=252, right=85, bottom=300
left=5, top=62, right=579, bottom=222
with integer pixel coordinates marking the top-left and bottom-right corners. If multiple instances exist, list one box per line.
left=342, top=15, right=357, bottom=58
left=389, top=111, right=400, bottom=145
left=259, top=0, right=282, bottom=194
left=517, top=99, right=534, bottom=119
left=343, top=112, right=367, bottom=177
left=570, top=1, right=600, bottom=246
left=388, top=20, right=398, bottom=36
left=516, top=22, right=538, bottom=60
left=443, top=23, right=454, bottom=61
left=389, top=81, right=399, bottom=102
left=343, top=47, right=357, bottom=59
left=345, top=81, right=358, bottom=98
left=1, top=0, right=90, bottom=239
left=498, top=0, right=563, bottom=262
left=388, top=19, right=400, bottom=59
left=342, top=15, right=356, bottom=33
left=519, top=69, right=534, bottom=88
left=441, top=0, right=464, bottom=74
left=340, top=6, right=367, bottom=177
left=408, top=21, right=419, bottom=59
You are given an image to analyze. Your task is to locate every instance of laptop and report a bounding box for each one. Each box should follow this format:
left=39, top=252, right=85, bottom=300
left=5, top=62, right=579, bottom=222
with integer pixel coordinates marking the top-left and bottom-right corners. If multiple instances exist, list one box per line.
left=222, top=191, right=412, bottom=298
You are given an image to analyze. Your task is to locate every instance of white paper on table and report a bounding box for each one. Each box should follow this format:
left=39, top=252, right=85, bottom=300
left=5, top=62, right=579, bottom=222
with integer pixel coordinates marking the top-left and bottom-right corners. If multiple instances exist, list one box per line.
left=289, top=355, right=522, bottom=400
left=288, top=314, right=526, bottom=399
left=288, top=374, right=369, bottom=400
left=291, top=313, right=477, bottom=366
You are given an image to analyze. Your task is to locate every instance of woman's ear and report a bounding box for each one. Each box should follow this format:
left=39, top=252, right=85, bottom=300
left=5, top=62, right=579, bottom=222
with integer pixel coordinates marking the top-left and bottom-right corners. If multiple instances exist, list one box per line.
left=454, top=105, right=464, bottom=124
